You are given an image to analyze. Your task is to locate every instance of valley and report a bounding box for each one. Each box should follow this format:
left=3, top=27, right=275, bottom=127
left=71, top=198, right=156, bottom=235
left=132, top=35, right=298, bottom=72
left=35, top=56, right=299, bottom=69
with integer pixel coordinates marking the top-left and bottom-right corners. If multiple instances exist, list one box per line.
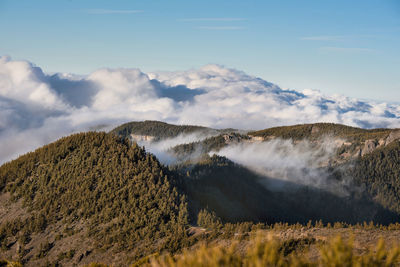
left=1, top=120, right=400, bottom=266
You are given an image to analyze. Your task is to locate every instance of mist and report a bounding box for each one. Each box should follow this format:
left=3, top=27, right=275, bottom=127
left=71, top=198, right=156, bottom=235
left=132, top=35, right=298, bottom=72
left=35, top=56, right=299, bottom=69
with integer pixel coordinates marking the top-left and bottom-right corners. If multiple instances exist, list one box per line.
left=214, top=138, right=352, bottom=195
left=136, top=131, right=218, bottom=165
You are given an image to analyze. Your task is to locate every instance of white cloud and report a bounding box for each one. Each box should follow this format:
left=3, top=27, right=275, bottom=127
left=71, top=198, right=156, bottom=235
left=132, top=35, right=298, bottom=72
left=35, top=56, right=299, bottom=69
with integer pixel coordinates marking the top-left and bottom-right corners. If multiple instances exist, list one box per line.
left=0, top=56, right=67, bottom=109
left=88, top=68, right=159, bottom=109
left=301, top=35, right=346, bottom=41
left=196, top=26, right=245, bottom=30
left=319, top=47, right=376, bottom=53
left=178, top=18, right=246, bottom=22
left=214, top=138, right=351, bottom=195
left=137, top=132, right=218, bottom=165
left=86, top=9, right=143, bottom=14
left=0, top=56, right=399, bottom=164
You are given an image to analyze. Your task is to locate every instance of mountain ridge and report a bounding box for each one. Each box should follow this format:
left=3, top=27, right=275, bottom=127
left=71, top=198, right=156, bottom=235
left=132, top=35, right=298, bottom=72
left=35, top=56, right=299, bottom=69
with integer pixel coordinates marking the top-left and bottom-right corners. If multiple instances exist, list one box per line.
left=2, top=121, right=400, bottom=266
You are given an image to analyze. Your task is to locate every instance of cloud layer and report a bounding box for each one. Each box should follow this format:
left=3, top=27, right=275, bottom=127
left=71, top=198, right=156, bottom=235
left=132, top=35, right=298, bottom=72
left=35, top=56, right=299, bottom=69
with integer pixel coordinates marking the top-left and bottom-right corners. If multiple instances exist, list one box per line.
left=215, top=138, right=351, bottom=195
left=1, top=56, right=399, bottom=164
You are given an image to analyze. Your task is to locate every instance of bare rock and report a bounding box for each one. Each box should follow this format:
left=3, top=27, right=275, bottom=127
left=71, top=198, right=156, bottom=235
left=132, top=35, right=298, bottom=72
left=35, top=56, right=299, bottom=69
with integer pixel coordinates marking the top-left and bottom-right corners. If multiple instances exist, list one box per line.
left=353, top=148, right=362, bottom=158
left=361, top=140, right=376, bottom=156
left=249, top=135, right=265, bottom=141
left=311, top=125, right=320, bottom=134
left=385, top=130, right=400, bottom=146
left=223, top=134, right=241, bottom=144
left=378, top=138, right=386, bottom=147
left=130, top=134, right=155, bottom=142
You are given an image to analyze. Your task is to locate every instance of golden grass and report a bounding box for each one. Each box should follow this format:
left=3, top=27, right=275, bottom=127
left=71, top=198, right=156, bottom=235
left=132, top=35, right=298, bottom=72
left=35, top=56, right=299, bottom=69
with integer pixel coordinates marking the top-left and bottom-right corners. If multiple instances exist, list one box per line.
left=145, top=234, right=400, bottom=267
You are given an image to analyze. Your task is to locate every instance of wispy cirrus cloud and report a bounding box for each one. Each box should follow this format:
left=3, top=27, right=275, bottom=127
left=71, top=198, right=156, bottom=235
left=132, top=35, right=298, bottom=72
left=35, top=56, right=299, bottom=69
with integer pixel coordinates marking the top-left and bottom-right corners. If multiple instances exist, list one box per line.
left=301, top=35, right=347, bottom=41
left=301, top=34, right=381, bottom=42
left=179, top=17, right=246, bottom=31
left=86, top=9, right=144, bottom=14
left=196, top=26, right=245, bottom=30
left=319, top=46, right=376, bottom=53
left=178, top=18, right=246, bottom=22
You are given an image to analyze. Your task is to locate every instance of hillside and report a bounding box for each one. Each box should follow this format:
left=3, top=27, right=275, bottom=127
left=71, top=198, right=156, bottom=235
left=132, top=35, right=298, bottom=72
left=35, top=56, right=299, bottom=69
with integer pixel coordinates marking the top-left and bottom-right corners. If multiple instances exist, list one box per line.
left=109, top=120, right=400, bottom=224
left=169, top=133, right=250, bottom=162
left=352, top=140, right=400, bottom=214
left=177, top=155, right=399, bottom=225
left=248, top=123, right=393, bottom=142
left=0, top=132, right=189, bottom=266
left=169, top=122, right=400, bottom=166
left=110, top=120, right=215, bottom=141
left=2, top=122, right=400, bottom=266
left=111, top=121, right=400, bottom=167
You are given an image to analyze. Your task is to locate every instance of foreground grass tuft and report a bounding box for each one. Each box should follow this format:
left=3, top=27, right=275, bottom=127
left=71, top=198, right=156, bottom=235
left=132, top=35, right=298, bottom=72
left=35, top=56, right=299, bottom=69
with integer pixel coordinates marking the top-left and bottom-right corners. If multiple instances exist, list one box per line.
left=147, top=235, right=400, bottom=267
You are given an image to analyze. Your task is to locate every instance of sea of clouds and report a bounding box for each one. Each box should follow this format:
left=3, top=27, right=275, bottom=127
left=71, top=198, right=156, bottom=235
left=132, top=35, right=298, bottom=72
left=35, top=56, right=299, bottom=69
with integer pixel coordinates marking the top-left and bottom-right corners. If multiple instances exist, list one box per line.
left=1, top=55, right=400, bottom=164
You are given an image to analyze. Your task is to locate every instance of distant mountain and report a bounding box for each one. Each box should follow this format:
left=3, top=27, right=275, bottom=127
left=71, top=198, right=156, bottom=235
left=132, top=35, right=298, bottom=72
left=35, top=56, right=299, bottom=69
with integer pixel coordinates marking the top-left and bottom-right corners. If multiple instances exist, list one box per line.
left=110, top=120, right=216, bottom=141
left=248, top=123, right=400, bottom=164
left=114, top=121, right=400, bottom=167
left=248, top=123, right=393, bottom=142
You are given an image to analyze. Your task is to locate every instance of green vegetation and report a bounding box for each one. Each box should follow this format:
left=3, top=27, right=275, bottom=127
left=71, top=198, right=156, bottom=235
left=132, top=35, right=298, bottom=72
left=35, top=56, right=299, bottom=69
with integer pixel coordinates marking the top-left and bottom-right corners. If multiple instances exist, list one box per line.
left=0, top=132, right=189, bottom=259
left=2, top=120, right=400, bottom=266
left=178, top=155, right=398, bottom=225
left=170, top=133, right=249, bottom=162
left=352, top=140, right=400, bottom=214
left=111, top=120, right=214, bottom=140
left=249, top=123, right=392, bottom=142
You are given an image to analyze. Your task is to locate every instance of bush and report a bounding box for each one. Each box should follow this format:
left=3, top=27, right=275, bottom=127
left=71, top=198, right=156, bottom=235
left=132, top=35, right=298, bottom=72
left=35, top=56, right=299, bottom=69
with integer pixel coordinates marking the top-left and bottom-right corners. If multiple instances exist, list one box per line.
left=147, top=234, right=400, bottom=267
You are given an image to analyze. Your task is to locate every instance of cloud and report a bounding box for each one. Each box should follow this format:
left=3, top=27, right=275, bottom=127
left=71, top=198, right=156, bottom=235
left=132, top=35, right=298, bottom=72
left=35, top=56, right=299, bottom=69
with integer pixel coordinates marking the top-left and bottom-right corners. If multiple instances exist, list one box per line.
left=0, top=56, right=399, bottom=164
left=214, top=138, right=351, bottom=195
left=179, top=18, right=246, bottom=31
left=178, top=18, right=246, bottom=22
left=196, top=26, right=245, bottom=30
left=319, top=47, right=376, bottom=53
left=0, top=56, right=67, bottom=109
left=301, top=35, right=346, bottom=41
left=136, top=132, right=218, bottom=165
left=86, top=9, right=143, bottom=14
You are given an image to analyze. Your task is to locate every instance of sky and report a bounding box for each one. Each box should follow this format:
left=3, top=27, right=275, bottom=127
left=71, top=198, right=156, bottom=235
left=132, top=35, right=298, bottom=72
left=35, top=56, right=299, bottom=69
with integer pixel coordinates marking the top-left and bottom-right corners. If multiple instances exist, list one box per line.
left=0, top=0, right=399, bottom=102
left=1, top=0, right=400, bottom=164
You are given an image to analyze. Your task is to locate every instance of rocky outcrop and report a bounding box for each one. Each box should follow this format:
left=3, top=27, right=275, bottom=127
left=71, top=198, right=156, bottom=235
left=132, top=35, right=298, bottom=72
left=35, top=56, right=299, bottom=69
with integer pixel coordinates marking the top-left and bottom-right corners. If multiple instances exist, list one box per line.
left=361, top=140, right=377, bottom=156
left=342, top=130, right=400, bottom=159
left=311, top=125, right=320, bottom=134
left=247, top=129, right=400, bottom=163
left=223, top=134, right=242, bottom=144
left=249, top=135, right=265, bottom=142
left=385, top=130, right=400, bottom=146
left=130, top=134, right=155, bottom=142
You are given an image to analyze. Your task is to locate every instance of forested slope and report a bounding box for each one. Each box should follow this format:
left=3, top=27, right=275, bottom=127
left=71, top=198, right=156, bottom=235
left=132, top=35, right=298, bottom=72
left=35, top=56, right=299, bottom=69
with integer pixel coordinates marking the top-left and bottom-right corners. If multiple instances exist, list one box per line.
left=111, top=120, right=214, bottom=140
left=0, top=132, right=189, bottom=266
left=2, top=122, right=400, bottom=266
left=352, top=140, right=400, bottom=214
left=179, top=155, right=399, bottom=225
left=248, top=123, right=392, bottom=141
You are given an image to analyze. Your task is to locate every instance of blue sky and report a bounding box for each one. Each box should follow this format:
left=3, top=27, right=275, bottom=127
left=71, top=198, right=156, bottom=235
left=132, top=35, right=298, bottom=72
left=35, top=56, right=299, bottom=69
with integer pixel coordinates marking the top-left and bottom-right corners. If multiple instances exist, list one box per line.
left=0, top=0, right=399, bottom=101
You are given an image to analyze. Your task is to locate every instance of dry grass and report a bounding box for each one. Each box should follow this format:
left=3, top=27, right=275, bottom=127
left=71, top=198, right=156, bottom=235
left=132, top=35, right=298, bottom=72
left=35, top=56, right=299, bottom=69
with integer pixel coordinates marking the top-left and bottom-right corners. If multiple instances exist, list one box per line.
left=146, top=233, right=400, bottom=267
